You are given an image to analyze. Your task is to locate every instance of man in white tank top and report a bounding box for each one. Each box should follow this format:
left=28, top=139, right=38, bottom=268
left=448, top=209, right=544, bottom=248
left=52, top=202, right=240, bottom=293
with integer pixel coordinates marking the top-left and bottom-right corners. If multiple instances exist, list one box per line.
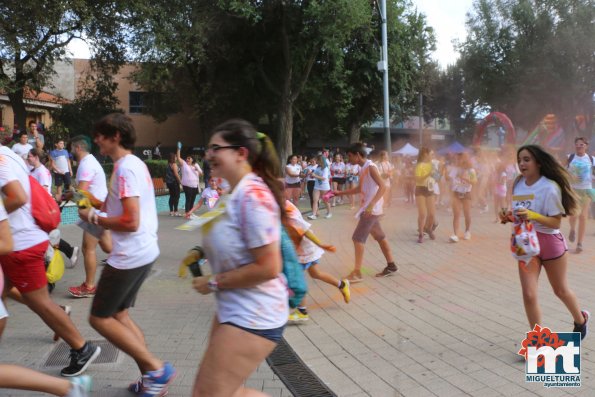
left=334, top=143, right=397, bottom=283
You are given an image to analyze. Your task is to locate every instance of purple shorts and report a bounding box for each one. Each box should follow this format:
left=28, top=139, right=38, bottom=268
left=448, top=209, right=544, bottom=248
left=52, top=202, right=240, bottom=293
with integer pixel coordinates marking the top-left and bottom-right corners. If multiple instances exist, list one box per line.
left=536, top=232, right=567, bottom=262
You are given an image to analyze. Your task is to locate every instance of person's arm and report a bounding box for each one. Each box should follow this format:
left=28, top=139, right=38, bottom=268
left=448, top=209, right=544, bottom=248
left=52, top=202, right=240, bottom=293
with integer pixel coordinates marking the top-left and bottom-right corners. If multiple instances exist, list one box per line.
left=195, top=163, right=203, bottom=176
left=0, top=219, right=14, bottom=255
left=286, top=165, right=299, bottom=178
left=514, top=208, right=562, bottom=229
left=34, top=135, right=43, bottom=150
left=67, top=156, right=73, bottom=175
left=48, top=155, right=59, bottom=173
left=1, top=181, right=27, bottom=213
left=176, top=147, right=184, bottom=167
left=193, top=242, right=281, bottom=294
left=304, top=229, right=336, bottom=252
left=186, top=199, right=204, bottom=217
left=79, top=196, right=139, bottom=232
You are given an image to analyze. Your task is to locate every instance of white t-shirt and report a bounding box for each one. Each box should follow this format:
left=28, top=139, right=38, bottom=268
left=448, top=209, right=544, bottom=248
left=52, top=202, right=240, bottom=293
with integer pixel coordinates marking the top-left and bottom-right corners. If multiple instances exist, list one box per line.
left=0, top=146, right=48, bottom=250
left=76, top=154, right=108, bottom=201
left=50, top=149, right=70, bottom=174
left=284, top=164, right=302, bottom=184
left=12, top=143, right=33, bottom=160
left=201, top=172, right=288, bottom=330
left=346, top=163, right=360, bottom=178
left=357, top=160, right=383, bottom=217
left=448, top=166, right=476, bottom=193
left=181, top=162, right=201, bottom=188
left=313, top=167, right=331, bottom=191
left=568, top=153, right=594, bottom=190
left=304, top=164, right=317, bottom=181
left=512, top=176, right=565, bottom=234
left=201, top=187, right=220, bottom=209
left=330, top=162, right=346, bottom=178
left=31, top=164, right=52, bottom=194
left=105, top=154, right=159, bottom=269
left=285, top=201, right=324, bottom=264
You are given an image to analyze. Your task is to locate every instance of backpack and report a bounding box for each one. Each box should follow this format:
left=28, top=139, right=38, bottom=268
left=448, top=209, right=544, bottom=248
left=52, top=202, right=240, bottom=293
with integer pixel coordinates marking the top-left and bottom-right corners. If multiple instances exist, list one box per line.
left=280, top=227, right=308, bottom=308
left=5, top=152, right=60, bottom=233
left=28, top=175, right=61, bottom=233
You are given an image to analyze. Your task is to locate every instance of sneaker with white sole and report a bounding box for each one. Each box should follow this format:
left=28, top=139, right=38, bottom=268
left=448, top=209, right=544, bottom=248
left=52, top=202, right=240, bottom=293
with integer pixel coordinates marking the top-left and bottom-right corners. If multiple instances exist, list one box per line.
left=67, top=246, right=80, bottom=269
left=449, top=235, right=459, bottom=243
left=464, top=231, right=471, bottom=240
left=288, top=310, right=309, bottom=322
left=140, top=362, right=177, bottom=397
left=65, top=375, right=93, bottom=397
left=325, top=213, right=332, bottom=219
left=375, top=264, right=398, bottom=277
left=307, top=214, right=317, bottom=220
left=339, top=279, right=350, bottom=303
left=61, top=343, right=101, bottom=377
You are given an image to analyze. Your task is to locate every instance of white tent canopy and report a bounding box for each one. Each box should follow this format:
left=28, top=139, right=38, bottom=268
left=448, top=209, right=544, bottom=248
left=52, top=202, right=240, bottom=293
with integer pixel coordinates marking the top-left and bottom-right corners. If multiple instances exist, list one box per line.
left=392, top=143, right=419, bottom=156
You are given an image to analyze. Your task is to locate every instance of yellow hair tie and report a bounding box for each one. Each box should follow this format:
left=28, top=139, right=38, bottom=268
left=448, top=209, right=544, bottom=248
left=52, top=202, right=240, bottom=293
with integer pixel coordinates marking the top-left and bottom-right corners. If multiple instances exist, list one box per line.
left=256, top=132, right=267, bottom=140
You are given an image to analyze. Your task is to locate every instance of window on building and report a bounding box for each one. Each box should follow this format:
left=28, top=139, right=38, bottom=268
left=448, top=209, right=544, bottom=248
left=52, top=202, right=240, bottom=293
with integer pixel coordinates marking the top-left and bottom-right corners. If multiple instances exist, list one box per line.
left=129, top=91, right=147, bottom=114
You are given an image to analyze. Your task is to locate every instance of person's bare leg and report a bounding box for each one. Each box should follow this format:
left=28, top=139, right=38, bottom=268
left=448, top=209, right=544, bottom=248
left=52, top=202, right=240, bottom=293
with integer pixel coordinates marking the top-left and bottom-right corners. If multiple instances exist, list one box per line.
left=542, top=255, right=585, bottom=324
left=378, top=239, right=394, bottom=263
left=518, top=260, right=542, bottom=329
left=0, top=364, right=72, bottom=396
left=353, top=241, right=365, bottom=273
left=81, top=232, right=99, bottom=288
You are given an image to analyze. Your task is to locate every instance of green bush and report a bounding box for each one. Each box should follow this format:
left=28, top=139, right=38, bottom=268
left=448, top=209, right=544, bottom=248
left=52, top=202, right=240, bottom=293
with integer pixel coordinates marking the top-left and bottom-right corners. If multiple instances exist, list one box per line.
left=144, top=159, right=168, bottom=178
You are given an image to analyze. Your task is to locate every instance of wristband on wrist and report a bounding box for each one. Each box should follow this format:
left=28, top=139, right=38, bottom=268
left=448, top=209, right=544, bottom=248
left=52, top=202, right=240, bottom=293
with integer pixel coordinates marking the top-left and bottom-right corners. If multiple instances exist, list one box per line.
left=208, top=275, right=219, bottom=292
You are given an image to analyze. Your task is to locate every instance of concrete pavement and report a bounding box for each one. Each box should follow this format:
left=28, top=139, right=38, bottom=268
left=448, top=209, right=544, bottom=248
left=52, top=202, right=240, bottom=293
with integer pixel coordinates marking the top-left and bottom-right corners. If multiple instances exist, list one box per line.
left=1, top=195, right=595, bottom=396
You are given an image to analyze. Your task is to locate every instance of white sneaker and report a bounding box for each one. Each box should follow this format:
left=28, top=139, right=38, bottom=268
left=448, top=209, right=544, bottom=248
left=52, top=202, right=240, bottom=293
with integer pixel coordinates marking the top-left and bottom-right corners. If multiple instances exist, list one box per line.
left=325, top=213, right=332, bottom=219
left=307, top=214, right=318, bottom=220
left=464, top=231, right=471, bottom=240
left=68, top=246, right=80, bottom=269
left=449, top=235, right=459, bottom=243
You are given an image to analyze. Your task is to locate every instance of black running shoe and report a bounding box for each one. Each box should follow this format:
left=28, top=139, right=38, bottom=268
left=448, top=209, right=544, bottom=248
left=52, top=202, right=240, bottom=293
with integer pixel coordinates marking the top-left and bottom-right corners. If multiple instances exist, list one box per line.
left=61, top=343, right=101, bottom=377
left=375, top=264, right=398, bottom=277
left=573, top=310, right=589, bottom=341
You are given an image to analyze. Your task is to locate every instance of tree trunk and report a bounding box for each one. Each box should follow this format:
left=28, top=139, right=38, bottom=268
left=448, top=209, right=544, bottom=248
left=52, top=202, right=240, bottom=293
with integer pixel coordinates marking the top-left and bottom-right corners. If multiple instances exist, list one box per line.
left=348, top=121, right=361, bottom=144
left=8, top=88, right=27, bottom=133
left=277, top=98, right=293, bottom=165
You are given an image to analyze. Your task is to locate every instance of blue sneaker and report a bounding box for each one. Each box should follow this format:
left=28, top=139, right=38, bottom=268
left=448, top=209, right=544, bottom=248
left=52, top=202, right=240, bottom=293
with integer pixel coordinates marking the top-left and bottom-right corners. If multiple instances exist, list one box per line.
left=141, top=362, right=177, bottom=397
left=66, top=375, right=92, bottom=397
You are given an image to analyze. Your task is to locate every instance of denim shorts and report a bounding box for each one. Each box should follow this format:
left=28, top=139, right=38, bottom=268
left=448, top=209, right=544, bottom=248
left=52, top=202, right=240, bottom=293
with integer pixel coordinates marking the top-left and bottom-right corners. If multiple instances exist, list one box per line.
left=222, top=322, right=285, bottom=343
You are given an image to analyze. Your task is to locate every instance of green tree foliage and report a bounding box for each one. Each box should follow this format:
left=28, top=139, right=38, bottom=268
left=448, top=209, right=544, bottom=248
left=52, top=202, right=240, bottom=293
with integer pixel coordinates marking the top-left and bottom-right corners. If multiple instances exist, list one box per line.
left=0, top=1, right=128, bottom=130
left=130, top=0, right=434, bottom=159
left=459, top=0, right=595, bottom=133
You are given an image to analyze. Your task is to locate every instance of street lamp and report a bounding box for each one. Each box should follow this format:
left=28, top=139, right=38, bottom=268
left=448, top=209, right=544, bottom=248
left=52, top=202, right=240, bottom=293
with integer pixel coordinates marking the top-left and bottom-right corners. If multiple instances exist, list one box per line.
left=376, top=0, right=391, bottom=154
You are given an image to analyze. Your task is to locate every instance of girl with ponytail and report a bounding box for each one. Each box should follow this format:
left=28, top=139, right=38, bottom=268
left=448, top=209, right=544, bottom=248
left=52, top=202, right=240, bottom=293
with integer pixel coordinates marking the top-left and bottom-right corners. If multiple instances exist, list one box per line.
left=191, top=119, right=289, bottom=397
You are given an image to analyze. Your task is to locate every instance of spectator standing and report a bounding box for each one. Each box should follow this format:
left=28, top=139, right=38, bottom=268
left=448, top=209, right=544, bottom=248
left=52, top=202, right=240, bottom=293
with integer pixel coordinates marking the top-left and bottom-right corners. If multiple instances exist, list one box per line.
left=304, top=157, right=318, bottom=211
left=165, top=153, right=182, bottom=216
left=11, top=133, right=33, bottom=161
left=308, top=155, right=332, bottom=220
left=177, top=145, right=203, bottom=214
left=153, top=142, right=162, bottom=160
left=284, top=154, right=302, bottom=204
left=27, top=120, right=44, bottom=150
left=330, top=153, right=346, bottom=206
left=49, top=139, right=73, bottom=202
left=80, top=113, right=177, bottom=395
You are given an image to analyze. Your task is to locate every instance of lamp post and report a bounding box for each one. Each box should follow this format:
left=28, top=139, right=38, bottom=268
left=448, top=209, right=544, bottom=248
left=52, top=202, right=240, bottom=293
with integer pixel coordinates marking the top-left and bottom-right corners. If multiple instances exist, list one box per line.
left=377, top=0, right=391, bottom=154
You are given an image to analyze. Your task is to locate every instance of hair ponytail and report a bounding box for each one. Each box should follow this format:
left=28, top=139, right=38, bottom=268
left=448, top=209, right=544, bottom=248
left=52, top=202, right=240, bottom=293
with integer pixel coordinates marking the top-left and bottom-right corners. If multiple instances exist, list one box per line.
left=212, top=119, right=286, bottom=221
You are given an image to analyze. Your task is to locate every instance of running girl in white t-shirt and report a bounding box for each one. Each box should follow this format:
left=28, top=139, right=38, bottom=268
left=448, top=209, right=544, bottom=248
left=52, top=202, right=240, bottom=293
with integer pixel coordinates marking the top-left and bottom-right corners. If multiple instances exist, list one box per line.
left=499, top=144, right=589, bottom=340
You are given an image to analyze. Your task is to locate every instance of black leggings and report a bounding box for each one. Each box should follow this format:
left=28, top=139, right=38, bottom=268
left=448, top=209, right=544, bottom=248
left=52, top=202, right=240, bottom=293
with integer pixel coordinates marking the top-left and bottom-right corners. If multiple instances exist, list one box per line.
left=166, top=182, right=181, bottom=212
left=183, top=185, right=199, bottom=213
left=307, top=180, right=316, bottom=209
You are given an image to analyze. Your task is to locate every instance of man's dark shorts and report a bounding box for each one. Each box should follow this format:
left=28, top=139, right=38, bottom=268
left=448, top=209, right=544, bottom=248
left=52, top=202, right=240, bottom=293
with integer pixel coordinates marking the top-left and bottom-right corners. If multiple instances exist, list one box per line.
left=352, top=213, right=386, bottom=243
left=91, top=262, right=154, bottom=318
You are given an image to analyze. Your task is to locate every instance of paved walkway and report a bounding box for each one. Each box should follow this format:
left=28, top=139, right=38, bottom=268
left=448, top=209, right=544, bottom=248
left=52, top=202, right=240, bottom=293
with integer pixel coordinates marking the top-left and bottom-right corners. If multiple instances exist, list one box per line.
left=1, top=196, right=595, bottom=396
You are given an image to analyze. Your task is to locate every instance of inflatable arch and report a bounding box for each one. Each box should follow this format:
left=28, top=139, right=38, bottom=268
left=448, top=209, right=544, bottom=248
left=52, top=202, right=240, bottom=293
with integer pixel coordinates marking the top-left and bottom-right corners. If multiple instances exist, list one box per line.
left=473, top=112, right=516, bottom=146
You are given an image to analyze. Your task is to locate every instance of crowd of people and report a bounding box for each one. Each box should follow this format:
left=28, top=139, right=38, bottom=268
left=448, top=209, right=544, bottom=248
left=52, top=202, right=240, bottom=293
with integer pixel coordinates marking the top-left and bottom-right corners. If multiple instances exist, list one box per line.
left=0, top=113, right=592, bottom=397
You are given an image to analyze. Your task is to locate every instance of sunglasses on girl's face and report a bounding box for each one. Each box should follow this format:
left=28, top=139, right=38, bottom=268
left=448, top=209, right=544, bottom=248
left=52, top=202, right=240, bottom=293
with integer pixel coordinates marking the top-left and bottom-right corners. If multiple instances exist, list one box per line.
left=206, top=144, right=242, bottom=153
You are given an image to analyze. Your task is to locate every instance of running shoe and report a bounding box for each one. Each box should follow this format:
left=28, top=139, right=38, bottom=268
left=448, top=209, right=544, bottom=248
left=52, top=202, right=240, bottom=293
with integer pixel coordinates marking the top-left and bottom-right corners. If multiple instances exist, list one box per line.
left=449, top=235, right=459, bottom=243
left=346, top=271, right=363, bottom=283
left=573, top=310, right=589, bottom=340
left=53, top=305, right=72, bottom=342
left=325, top=213, right=332, bottom=219
left=464, top=231, right=471, bottom=240
left=61, top=343, right=101, bottom=377
left=288, top=310, right=309, bottom=322
left=67, top=246, right=80, bottom=269
left=128, top=376, right=145, bottom=394
left=65, top=375, right=92, bottom=397
left=339, top=279, right=351, bottom=303
left=140, top=362, right=177, bottom=397
left=576, top=243, right=583, bottom=254
left=375, top=264, right=398, bottom=277
left=68, top=282, right=96, bottom=298
left=569, top=229, right=576, bottom=242
left=307, top=214, right=318, bottom=220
